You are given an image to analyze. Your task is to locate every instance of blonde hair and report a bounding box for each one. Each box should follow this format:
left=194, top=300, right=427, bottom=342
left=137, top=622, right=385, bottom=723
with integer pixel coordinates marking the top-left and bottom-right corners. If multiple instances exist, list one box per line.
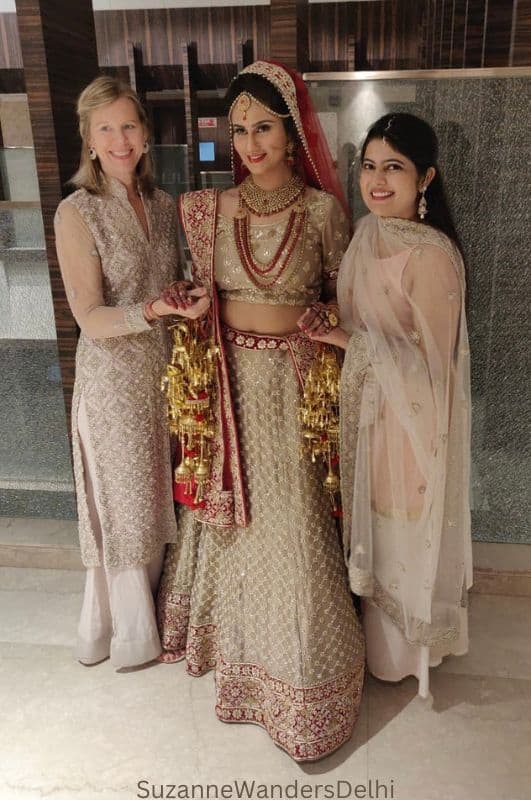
left=70, top=75, right=155, bottom=195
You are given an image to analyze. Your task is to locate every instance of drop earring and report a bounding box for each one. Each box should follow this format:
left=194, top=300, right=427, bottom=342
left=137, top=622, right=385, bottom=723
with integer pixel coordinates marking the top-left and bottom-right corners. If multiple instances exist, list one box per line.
left=286, top=142, right=295, bottom=166
left=418, top=187, right=428, bottom=220
left=89, top=147, right=97, bottom=160
left=143, top=141, right=150, bottom=154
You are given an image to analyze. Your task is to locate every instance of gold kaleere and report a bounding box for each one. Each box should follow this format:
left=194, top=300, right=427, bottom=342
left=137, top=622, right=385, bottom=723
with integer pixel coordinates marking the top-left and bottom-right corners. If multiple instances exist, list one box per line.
left=161, top=319, right=219, bottom=506
left=300, top=345, right=342, bottom=516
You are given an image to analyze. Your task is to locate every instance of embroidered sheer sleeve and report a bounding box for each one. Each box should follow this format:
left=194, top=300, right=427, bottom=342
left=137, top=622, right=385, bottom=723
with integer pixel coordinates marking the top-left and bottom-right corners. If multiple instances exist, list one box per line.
left=54, top=200, right=153, bottom=339
left=322, top=195, right=350, bottom=281
left=405, top=244, right=462, bottom=387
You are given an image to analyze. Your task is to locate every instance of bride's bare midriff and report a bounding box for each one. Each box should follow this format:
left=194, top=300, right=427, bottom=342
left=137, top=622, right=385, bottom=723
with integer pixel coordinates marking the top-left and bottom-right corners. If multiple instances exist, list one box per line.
left=220, top=299, right=303, bottom=336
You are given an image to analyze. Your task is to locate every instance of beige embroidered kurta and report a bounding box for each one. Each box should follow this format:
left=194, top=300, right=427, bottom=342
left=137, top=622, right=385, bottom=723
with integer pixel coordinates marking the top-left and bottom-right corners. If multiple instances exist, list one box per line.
left=54, top=179, right=179, bottom=568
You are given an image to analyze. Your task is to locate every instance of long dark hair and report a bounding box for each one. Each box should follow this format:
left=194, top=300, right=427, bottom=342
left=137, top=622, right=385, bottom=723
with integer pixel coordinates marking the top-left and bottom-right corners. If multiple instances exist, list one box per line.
left=360, top=113, right=461, bottom=250
left=224, top=73, right=299, bottom=145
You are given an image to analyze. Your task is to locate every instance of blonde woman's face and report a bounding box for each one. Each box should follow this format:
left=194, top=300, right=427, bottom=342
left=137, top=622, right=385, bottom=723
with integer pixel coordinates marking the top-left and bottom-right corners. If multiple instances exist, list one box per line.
left=359, top=138, right=425, bottom=221
left=88, top=96, right=146, bottom=183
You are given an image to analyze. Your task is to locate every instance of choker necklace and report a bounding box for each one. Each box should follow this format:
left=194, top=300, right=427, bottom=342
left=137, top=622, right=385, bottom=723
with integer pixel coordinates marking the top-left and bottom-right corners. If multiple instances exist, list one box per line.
left=239, top=173, right=305, bottom=217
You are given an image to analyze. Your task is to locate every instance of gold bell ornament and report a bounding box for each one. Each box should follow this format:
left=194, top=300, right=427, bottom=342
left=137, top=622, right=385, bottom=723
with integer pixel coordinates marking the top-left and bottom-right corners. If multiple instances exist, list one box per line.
left=161, top=319, right=219, bottom=508
left=300, top=345, right=342, bottom=516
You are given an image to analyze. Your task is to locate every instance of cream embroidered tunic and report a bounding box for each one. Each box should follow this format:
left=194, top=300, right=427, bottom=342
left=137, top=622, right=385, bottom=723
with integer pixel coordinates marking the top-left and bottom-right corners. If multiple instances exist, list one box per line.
left=54, top=179, right=179, bottom=568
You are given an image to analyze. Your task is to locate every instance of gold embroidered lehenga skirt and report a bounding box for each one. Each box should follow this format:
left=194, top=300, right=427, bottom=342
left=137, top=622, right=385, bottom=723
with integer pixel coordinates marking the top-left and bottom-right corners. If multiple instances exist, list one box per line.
left=157, top=327, right=365, bottom=761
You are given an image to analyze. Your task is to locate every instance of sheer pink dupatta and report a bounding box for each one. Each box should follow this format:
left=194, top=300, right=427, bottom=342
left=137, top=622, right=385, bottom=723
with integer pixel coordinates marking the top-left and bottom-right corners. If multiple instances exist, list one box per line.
left=338, top=214, right=472, bottom=648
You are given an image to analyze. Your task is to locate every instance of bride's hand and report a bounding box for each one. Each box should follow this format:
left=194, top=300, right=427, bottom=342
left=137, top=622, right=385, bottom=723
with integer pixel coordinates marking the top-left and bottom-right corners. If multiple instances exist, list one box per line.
left=153, top=286, right=210, bottom=320
left=160, top=280, right=195, bottom=311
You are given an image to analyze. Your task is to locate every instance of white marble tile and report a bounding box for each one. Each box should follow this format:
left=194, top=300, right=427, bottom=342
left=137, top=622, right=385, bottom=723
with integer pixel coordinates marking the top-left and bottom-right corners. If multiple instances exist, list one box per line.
left=365, top=672, right=531, bottom=800
left=1, top=571, right=529, bottom=799
left=0, top=566, right=84, bottom=593
left=0, top=583, right=82, bottom=646
left=438, top=594, right=531, bottom=681
left=0, top=642, right=368, bottom=797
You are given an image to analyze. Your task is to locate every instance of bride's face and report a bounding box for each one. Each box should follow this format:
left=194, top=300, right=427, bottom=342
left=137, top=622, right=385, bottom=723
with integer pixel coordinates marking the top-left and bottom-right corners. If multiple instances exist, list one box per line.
left=231, top=98, right=291, bottom=183
left=359, top=138, right=424, bottom=221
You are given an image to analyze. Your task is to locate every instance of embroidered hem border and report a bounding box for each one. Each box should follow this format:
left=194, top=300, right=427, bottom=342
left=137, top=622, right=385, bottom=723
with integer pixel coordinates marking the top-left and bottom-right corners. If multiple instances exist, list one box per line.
left=216, top=657, right=364, bottom=762
left=349, top=571, right=461, bottom=648
left=157, top=588, right=364, bottom=762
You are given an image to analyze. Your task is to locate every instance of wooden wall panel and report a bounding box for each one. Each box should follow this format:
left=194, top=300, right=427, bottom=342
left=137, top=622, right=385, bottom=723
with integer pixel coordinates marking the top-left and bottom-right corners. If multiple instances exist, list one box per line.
left=484, top=0, right=514, bottom=66
left=4, top=3, right=529, bottom=84
left=309, top=1, right=422, bottom=71
left=93, top=6, right=269, bottom=72
left=450, top=1, right=468, bottom=68
left=16, top=0, right=99, bottom=423
left=270, top=0, right=308, bottom=70
left=421, top=0, right=530, bottom=68
left=513, top=0, right=531, bottom=65
left=464, top=0, right=489, bottom=66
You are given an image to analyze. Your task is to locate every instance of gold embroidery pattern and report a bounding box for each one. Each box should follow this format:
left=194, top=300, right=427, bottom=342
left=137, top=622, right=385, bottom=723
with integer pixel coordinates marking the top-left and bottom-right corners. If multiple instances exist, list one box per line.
left=187, top=623, right=218, bottom=675
left=339, top=331, right=370, bottom=551
left=65, top=187, right=178, bottom=568
left=158, top=339, right=365, bottom=760
left=216, top=190, right=348, bottom=307
left=156, top=589, right=189, bottom=653
left=180, top=190, right=248, bottom=528
left=216, top=657, right=364, bottom=762
left=370, top=580, right=460, bottom=647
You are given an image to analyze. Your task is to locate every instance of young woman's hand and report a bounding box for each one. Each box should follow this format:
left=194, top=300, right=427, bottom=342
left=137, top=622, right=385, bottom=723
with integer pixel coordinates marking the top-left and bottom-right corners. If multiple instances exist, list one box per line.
left=297, top=303, right=329, bottom=336
left=303, top=326, right=350, bottom=350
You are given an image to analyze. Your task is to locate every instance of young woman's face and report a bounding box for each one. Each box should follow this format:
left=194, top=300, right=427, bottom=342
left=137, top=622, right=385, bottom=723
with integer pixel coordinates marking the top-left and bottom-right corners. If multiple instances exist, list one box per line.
left=359, top=138, right=425, bottom=220
left=231, top=98, right=291, bottom=182
left=88, top=96, right=146, bottom=183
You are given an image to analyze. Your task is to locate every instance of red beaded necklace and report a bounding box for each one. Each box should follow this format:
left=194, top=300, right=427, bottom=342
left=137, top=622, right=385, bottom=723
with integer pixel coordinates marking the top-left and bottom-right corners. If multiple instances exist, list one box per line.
left=233, top=199, right=307, bottom=289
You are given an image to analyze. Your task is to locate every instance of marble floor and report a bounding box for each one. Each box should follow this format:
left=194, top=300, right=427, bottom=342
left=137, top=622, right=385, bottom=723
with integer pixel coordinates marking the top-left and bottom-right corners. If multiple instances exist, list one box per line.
left=0, top=566, right=530, bottom=800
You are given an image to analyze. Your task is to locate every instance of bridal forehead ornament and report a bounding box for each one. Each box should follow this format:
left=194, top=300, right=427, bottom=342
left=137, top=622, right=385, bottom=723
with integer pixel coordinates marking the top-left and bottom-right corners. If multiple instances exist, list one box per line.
left=228, top=60, right=323, bottom=188
left=230, top=91, right=290, bottom=122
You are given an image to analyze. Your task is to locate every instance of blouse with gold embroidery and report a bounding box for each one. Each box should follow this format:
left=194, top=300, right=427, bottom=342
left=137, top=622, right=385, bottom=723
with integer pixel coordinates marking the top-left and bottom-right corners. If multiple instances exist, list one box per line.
left=214, top=189, right=349, bottom=306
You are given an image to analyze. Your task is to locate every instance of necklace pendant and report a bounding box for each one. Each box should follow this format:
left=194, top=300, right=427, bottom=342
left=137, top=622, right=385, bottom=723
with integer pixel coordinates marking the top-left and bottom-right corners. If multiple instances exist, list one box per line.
left=239, top=174, right=305, bottom=217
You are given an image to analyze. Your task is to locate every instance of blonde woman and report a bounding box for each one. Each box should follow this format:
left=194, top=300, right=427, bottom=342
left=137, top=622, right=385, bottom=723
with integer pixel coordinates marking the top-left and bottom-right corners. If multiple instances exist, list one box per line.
left=55, top=76, right=209, bottom=670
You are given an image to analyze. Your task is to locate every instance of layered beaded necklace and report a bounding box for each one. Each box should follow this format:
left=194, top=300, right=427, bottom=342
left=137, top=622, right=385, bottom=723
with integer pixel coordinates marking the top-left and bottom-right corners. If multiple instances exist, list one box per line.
left=234, top=175, right=307, bottom=288
left=239, top=173, right=304, bottom=217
